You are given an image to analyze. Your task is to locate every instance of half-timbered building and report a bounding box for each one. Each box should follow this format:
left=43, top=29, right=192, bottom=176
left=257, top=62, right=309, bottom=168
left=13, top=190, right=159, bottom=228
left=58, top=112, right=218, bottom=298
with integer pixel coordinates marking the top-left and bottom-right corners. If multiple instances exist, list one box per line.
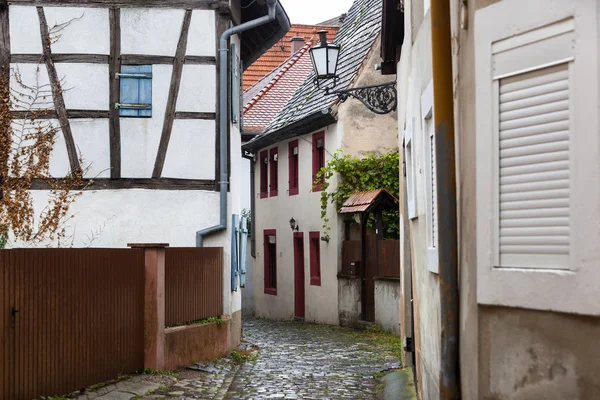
left=1, top=0, right=290, bottom=340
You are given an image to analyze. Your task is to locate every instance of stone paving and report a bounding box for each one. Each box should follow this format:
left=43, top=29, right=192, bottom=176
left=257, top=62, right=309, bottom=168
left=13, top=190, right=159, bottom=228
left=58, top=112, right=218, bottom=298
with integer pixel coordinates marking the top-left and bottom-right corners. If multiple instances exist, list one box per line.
left=77, top=317, right=402, bottom=400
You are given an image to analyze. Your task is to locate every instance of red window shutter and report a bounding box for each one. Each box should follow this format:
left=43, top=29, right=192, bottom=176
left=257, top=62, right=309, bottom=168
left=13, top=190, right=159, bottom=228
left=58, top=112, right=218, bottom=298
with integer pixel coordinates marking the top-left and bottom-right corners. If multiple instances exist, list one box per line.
left=260, top=150, right=268, bottom=199
left=269, top=147, right=278, bottom=197
left=288, top=140, right=299, bottom=195
left=309, top=231, right=321, bottom=286
left=312, top=132, right=325, bottom=192
left=263, top=229, right=277, bottom=295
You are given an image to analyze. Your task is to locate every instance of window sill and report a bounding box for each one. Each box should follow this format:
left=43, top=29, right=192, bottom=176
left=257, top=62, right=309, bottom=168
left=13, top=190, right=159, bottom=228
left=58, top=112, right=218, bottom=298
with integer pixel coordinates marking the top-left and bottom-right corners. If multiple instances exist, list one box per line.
left=264, top=287, right=277, bottom=296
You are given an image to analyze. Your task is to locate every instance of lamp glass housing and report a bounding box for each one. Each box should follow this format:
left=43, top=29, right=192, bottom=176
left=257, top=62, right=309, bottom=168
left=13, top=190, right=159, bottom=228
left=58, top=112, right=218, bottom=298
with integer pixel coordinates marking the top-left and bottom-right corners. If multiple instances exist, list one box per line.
left=309, top=34, right=340, bottom=80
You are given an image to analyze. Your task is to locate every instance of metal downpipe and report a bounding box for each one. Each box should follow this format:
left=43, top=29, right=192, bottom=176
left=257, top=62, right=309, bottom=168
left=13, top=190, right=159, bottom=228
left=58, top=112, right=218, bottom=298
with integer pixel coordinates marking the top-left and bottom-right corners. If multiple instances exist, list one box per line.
left=196, top=0, right=285, bottom=247
left=431, top=0, right=460, bottom=398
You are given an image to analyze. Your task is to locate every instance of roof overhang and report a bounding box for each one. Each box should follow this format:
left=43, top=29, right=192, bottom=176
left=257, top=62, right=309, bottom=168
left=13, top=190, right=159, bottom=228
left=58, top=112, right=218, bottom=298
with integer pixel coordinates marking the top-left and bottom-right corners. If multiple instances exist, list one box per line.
left=242, top=109, right=336, bottom=152
left=240, top=0, right=291, bottom=70
left=380, top=0, right=404, bottom=75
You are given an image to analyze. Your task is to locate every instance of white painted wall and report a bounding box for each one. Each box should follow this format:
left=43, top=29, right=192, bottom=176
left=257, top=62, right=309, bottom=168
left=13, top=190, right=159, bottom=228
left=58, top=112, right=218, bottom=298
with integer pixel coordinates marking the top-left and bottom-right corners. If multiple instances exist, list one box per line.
left=374, top=279, right=400, bottom=334
left=253, top=123, right=342, bottom=325
left=120, top=9, right=186, bottom=56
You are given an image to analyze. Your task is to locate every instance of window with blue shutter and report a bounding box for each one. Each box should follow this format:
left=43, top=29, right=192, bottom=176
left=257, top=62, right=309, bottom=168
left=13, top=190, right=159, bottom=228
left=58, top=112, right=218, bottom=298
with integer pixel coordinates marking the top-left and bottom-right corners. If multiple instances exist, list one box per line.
left=118, top=65, right=152, bottom=117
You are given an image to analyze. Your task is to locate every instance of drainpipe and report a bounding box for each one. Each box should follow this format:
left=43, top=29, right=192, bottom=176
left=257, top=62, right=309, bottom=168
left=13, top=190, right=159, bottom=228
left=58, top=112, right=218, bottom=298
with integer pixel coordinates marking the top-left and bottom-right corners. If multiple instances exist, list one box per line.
left=196, top=0, right=288, bottom=246
left=431, top=1, right=460, bottom=399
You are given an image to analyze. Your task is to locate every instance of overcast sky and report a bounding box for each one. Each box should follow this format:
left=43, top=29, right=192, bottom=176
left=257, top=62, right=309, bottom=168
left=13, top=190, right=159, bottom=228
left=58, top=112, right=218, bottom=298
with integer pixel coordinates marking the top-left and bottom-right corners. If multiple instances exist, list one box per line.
left=278, top=0, right=355, bottom=25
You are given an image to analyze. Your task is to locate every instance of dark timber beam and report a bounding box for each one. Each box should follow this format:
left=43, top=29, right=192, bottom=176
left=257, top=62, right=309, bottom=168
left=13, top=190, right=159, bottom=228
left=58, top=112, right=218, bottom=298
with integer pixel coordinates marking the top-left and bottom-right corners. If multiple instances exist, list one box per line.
left=174, top=112, right=215, bottom=120
left=37, top=6, right=80, bottom=174
left=152, top=10, right=192, bottom=178
left=8, top=0, right=229, bottom=9
left=10, top=110, right=109, bottom=119
left=109, top=7, right=121, bottom=178
left=28, top=178, right=216, bottom=190
left=12, top=53, right=109, bottom=63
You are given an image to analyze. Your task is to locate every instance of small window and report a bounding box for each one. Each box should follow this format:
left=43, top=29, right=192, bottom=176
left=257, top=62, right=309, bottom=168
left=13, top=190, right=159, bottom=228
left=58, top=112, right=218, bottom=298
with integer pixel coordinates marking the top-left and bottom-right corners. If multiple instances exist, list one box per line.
left=404, top=119, right=417, bottom=219
left=312, top=131, right=325, bottom=191
left=289, top=140, right=299, bottom=195
left=269, top=147, right=278, bottom=197
left=309, top=231, right=321, bottom=286
left=118, top=65, right=152, bottom=117
left=259, top=150, right=268, bottom=199
left=264, top=229, right=277, bottom=295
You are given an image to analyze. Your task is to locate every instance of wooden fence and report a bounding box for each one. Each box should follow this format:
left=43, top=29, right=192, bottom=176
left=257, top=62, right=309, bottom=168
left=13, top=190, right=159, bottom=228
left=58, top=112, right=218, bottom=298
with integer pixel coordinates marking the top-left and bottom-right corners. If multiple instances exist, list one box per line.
left=341, top=238, right=400, bottom=278
left=0, top=246, right=224, bottom=400
left=165, top=247, right=223, bottom=327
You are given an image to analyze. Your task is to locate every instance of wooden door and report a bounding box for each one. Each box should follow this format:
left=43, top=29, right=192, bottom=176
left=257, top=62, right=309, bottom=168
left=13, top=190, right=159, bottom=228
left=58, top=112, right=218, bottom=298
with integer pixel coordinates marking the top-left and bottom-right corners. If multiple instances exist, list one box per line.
left=293, top=233, right=305, bottom=319
left=365, top=234, right=377, bottom=322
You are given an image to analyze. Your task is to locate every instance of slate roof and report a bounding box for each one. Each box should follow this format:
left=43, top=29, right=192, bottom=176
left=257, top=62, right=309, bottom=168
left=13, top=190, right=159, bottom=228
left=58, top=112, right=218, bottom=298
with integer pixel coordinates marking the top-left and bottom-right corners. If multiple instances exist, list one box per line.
left=243, top=24, right=340, bottom=90
left=243, top=43, right=314, bottom=133
left=243, top=0, right=383, bottom=151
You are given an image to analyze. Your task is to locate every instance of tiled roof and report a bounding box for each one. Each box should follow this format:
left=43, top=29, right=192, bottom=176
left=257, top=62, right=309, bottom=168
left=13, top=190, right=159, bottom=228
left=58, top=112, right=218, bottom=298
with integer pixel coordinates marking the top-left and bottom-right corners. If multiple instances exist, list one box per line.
left=317, top=13, right=348, bottom=26
left=338, top=188, right=399, bottom=214
left=243, top=24, right=339, bottom=90
left=244, top=0, right=383, bottom=150
left=243, top=43, right=314, bottom=133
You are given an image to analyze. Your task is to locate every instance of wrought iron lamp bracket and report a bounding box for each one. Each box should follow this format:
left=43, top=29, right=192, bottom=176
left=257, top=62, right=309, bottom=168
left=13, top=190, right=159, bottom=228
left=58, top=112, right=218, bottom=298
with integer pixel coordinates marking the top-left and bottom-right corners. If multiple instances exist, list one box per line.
left=323, top=82, right=397, bottom=115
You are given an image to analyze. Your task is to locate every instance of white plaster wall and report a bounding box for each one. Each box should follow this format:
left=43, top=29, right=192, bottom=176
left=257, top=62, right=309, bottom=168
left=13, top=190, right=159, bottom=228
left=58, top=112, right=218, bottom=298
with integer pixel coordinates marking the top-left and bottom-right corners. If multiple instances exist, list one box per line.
left=9, top=6, right=42, bottom=54
left=121, top=64, right=172, bottom=178
left=162, top=120, right=216, bottom=180
left=176, top=65, right=216, bottom=112
left=17, top=189, right=220, bottom=248
left=338, top=277, right=361, bottom=321
left=48, top=119, right=111, bottom=178
left=55, top=64, right=109, bottom=110
left=374, top=279, right=400, bottom=334
left=44, top=7, right=109, bottom=54
left=253, top=124, right=341, bottom=325
left=121, top=9, right=185, bottom=56
left=9, top=64, right=52, bottom=110
left=187, top=10, right=216, bottom=57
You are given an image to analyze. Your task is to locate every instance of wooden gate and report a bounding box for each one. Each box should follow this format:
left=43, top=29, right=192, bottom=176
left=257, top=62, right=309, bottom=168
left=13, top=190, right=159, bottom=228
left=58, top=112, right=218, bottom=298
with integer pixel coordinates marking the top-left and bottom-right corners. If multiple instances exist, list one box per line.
left=0, top=249, right=145, bottom=400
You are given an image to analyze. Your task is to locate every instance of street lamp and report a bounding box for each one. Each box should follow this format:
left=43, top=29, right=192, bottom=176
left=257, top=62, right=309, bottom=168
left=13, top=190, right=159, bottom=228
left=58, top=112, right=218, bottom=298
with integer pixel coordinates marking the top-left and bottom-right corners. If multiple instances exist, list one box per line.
left=310, top=30, right=341, bottom=84
left=289, top=217, right=299, bottom=232
left=308, top=31, right=397, bottom=115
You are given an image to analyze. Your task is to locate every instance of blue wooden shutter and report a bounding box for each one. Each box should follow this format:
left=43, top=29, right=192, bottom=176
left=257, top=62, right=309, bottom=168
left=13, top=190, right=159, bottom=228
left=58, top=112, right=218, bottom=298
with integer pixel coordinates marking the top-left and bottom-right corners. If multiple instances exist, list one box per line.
left=119, top=65, right=152, bottom=117
left=239, top=215, right=248, bottom=288
left=231, top=44, right=239, bottom=125
left=231, top=213, right=239, bottom=291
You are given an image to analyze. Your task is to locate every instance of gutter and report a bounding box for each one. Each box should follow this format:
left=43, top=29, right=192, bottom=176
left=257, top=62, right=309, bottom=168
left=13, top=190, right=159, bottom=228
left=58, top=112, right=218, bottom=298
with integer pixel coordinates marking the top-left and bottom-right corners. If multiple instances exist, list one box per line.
left=431, top=1, right=460, bottom=398
left=196, top=0, right=290, bottom=247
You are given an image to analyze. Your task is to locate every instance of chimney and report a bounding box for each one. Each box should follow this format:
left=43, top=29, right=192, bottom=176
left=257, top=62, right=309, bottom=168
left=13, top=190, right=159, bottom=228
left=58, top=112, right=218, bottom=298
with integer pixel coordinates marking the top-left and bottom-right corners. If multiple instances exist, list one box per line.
left=290, top=36, right=304, bottom=55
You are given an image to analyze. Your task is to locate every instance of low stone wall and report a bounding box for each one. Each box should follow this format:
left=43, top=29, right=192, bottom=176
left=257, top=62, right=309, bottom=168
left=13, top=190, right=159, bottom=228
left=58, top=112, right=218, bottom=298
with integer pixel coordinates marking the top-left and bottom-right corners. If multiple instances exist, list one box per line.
left=374, top=278, right=400, bottom=334
left=338, top=275, right=361, bottom=322
left=164, top=318, right=231, bottom=370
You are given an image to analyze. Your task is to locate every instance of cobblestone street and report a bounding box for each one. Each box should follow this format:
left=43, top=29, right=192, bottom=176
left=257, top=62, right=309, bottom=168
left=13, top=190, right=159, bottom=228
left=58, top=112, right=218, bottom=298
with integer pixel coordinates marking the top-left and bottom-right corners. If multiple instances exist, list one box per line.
left=145, top=317, right=402, bottom=399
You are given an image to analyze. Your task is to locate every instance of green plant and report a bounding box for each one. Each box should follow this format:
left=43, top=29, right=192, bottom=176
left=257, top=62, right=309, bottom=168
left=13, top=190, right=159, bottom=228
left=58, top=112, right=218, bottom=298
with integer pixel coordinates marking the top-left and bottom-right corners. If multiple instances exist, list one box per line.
left=140, top=367, right=178, bottom=377
left=165, top=316, right=225, bottom=329
left=241, top=208, right=251, bottom=234
left=0, top=225, right=7, bottom=249
left=230, top=349, right=258, bottom=364
left=315, top=150, right=400, bottom=239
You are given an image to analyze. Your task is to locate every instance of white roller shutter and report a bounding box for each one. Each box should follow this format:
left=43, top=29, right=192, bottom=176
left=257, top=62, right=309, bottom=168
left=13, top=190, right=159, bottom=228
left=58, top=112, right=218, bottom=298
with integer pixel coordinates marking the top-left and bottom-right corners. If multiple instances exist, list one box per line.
left=498, top=63, right=570, bottom=269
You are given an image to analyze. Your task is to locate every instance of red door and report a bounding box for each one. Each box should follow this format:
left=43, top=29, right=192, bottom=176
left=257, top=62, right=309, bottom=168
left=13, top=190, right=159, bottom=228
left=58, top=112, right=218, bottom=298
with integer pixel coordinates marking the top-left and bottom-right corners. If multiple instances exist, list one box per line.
left=293, top=233, right=305, bottom=319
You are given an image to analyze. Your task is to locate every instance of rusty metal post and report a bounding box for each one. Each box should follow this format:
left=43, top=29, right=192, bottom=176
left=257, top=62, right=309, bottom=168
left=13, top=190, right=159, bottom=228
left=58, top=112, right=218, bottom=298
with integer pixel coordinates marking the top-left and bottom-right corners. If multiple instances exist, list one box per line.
left=430, top=0, right=460, bottom=399
left=129, top=243, right=169, bottom=370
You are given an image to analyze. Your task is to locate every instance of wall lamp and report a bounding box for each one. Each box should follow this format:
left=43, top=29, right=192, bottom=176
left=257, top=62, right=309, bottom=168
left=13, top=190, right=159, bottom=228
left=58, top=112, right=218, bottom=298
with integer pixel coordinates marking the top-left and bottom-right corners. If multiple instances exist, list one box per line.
left=289, top=217, right=299, bottom=232
left=309, top=30, right=397, bottom=115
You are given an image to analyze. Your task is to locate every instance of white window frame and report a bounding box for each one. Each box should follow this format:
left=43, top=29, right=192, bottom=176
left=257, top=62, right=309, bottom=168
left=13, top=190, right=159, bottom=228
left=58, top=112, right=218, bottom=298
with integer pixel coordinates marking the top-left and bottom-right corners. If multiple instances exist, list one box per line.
left=475, top=0, right=600, bottom=315
left=421, top=80, right=438, bottom=274
left=404, top=119, right=418, bottom=220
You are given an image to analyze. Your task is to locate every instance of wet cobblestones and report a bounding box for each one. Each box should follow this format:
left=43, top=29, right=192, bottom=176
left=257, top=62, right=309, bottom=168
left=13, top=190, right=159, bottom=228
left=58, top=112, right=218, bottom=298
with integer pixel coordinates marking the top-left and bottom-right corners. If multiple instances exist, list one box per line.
left=145, top=317, right=401, bottom=399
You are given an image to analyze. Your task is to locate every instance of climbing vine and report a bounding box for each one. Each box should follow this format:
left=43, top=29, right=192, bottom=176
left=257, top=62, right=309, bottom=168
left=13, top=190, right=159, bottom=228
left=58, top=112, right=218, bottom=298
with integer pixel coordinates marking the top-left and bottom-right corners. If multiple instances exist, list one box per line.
left=315, top=150, right=400, bottom=240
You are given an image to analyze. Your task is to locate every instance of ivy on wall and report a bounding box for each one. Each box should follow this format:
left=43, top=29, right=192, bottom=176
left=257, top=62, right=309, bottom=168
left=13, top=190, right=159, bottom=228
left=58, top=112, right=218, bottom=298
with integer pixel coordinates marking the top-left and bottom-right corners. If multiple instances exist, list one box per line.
left=315, top=150, right=400, bottom=240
